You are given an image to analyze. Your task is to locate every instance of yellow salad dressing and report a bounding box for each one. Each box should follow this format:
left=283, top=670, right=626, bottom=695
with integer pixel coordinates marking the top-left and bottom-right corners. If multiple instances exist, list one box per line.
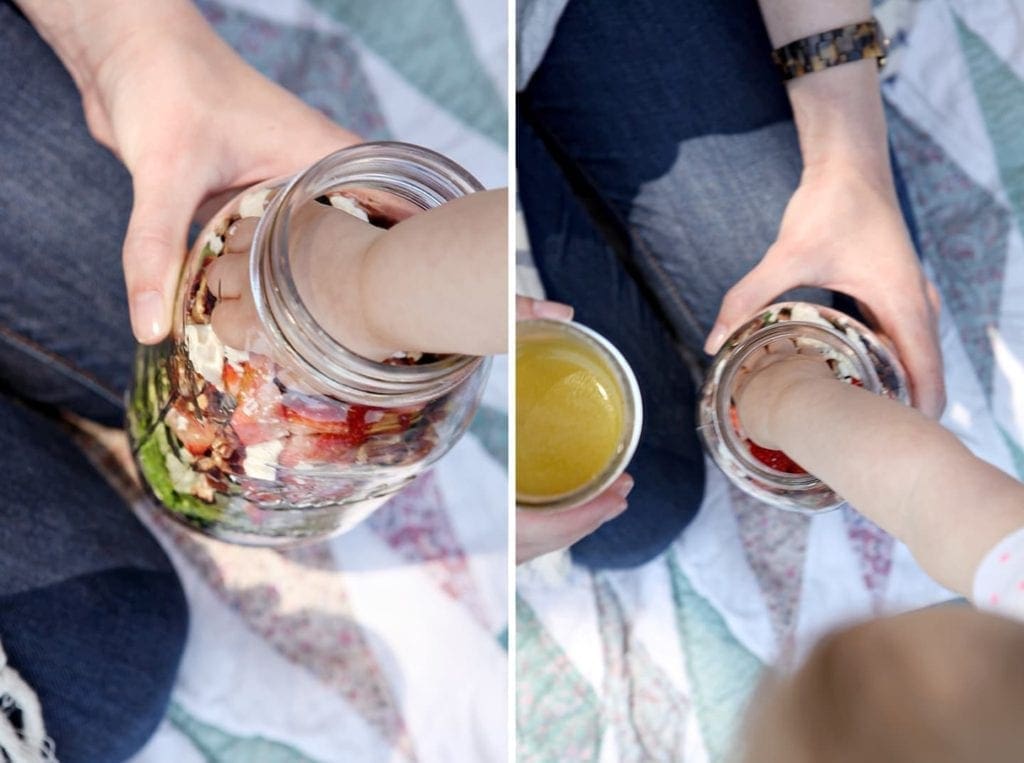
left=517, top=333, right=626, bottom=499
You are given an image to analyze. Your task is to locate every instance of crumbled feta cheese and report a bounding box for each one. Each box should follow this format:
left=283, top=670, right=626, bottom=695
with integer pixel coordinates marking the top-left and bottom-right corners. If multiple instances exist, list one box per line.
left=329, top=194, right=370, bottom=222
left=165, top=449, right=203, bottom=493
left=239, top=188, right=272, bottom=218
left=223, top=344, right=250, bottom=370
left=243, top=439, right=284, bottom=481
left=790, top=304, right=832, bottom=328
left=185, top=324, right=225, bottom=387
left=208, top=234, right=224, bottom=255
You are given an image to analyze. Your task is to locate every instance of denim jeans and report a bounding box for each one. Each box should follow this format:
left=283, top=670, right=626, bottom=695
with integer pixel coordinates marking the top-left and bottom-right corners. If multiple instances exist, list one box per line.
left=518, top=0, right=920, bottom=568
left=0, top=3, right=189, bottom=760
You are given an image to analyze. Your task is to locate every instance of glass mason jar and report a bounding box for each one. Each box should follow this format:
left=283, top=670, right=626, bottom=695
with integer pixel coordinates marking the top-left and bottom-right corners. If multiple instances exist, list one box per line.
left=127, top=142, right=490, bottom=545
left=697, top=302, right=909, bottom=513
left=516, top=319, right=642, bottom=511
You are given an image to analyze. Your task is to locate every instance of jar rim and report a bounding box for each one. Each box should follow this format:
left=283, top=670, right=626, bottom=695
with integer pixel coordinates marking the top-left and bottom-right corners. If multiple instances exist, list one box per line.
left=252, top=141, right=486, bottom=406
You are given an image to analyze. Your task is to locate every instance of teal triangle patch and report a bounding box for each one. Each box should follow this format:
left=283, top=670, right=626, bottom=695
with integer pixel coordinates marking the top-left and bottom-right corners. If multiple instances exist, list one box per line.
left=955, top=16, right=1024, bottom=236
left=517, top=595, right=602, bottom=762
left=469, top=404, right=509, bottom=468
left=668, top=555, right=762, bottom=762
left=306, top=0, right=506, bottom=145
left=998, top=424, right=1024, bottom=480
left=168, top=702, right=325, bottom=762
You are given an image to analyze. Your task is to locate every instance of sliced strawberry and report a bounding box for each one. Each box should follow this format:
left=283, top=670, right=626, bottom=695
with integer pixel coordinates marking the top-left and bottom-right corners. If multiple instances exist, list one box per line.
left=223, top=362, right=243, bottom=397
left=165, top=397, right=219, bottom=456
left=279, top=433, right=358, bottom=468
left=280, top=393, right=374, bottom=447
left=361, top=404, right=425, bottom=437
left=347, top=405, right=369, bottom=443
left=747, top=441, right=806, bottom=474
left=282, top=392, right=351, bottom=436
left=729, top=404, right=742, bottom=435
left=230, top=356, right=287, bottom=445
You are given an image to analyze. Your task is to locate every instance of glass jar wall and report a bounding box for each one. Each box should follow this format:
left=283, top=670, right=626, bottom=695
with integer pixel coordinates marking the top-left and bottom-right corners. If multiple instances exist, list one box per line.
left=128, top=142, right=489, bottom=545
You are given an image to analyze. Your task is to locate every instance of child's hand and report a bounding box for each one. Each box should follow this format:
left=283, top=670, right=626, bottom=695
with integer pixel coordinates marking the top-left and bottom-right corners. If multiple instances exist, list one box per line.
left=204, top=188, right=507, bottom=360
left=735, top=354, right=833, bottom=449
left=206, top=200, right=391, bottom=358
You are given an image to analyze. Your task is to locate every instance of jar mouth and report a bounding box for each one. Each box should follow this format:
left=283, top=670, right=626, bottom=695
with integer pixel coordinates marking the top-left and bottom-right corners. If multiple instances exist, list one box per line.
left=515, top=319, right=643, bottom=512
left=715, top=321, right=881, bottom=490
left=252, top=142, right=485, bottom=406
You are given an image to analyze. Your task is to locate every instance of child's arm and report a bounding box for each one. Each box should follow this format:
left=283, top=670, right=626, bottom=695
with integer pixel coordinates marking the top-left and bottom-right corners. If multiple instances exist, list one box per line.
left=209, top=188, right=508, bottom=360
left=737, top=356, right=1024, bottom=596
left=349, top=188, right=508, bottom=358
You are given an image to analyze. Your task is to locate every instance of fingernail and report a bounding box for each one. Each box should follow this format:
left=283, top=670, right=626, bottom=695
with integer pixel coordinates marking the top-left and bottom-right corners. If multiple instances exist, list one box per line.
left=131, top=291, right=165, bottom=343
left=704, top=325, right=727, bottom=355
left=604, top=500, right=628, bottom=523
left=613, top=474, right=634, bottom=497
left=534, top=301, right=574, bottom=322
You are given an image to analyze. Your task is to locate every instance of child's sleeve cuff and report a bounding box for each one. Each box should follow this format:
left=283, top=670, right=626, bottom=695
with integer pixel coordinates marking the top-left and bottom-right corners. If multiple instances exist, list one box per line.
left=973, top=525, right=1024, bottom=620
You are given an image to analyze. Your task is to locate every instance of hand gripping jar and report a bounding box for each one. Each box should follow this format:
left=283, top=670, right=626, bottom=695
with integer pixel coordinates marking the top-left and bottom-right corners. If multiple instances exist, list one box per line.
left=127, top=142, right=490, bottom=545
left=697, top=302, right=910, bottom=513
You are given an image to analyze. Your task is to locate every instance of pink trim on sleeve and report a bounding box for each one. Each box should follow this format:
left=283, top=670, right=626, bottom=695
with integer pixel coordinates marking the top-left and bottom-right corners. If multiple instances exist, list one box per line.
left=973, top=525, right=1024, bottom=622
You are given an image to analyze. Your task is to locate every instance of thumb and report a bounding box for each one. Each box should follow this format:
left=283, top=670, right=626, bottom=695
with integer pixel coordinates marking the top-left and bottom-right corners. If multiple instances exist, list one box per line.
left=705, top=253, right=793, bottom=354
left=123, top=164, right=204, bottom=344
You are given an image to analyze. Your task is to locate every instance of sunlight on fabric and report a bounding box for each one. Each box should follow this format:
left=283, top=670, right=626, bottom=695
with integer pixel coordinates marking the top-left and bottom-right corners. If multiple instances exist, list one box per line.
left=947, top=401, right=973, bottom=430
left=989, top=324, right=1024, bottom=438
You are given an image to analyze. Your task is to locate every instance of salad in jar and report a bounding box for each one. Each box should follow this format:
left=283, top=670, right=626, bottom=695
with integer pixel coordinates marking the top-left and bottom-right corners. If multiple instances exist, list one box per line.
left=128, top=183, right=481, bottom=544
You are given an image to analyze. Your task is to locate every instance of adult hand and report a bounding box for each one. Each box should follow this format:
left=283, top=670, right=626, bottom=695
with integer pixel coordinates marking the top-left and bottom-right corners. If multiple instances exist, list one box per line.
left=705, top=163, right=944, bottom=418
left=515, top=295, right=635, bottom=564
left=25, top=0, right=359, bottom=343
left=517, top=474, right=634, bottom=564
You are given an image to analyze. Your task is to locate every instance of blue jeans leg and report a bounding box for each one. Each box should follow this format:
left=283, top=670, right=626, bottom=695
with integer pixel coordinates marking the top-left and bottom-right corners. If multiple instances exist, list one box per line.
left=0, top=398, right=189, bottom=762
left=520, top=0, right=811, bottom=349
left=0, top=4, right=189, bottom=760
left=519, top=116, right=706, bottom=569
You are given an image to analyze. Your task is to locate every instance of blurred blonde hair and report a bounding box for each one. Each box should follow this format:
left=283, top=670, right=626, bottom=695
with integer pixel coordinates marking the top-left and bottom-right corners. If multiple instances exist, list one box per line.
left=735, top=607, right=1024, bottom=763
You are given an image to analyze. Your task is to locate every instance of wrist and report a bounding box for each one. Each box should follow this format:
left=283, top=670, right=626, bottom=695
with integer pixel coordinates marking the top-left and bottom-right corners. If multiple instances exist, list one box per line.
left=17, top=0, right=205, bottom=103
left=788, top=58, right=892, bottom=181
left=291, top=204, right=396, bottom=361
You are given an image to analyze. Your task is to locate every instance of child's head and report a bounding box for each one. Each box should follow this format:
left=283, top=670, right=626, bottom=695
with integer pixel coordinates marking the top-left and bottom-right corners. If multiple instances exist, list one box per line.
left=736, top=607, right=1024, bottom=763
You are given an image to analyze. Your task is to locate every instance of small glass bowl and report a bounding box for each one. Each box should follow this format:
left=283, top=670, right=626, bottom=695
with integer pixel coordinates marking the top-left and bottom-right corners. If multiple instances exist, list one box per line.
left=697, top=302, right=910, bottom=513
left=516, top=320, right=643, bottom=511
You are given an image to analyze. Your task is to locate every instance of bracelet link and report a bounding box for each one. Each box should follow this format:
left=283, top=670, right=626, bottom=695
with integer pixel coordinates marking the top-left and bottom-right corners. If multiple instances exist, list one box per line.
left=772, top=19, right=889, bottom=81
